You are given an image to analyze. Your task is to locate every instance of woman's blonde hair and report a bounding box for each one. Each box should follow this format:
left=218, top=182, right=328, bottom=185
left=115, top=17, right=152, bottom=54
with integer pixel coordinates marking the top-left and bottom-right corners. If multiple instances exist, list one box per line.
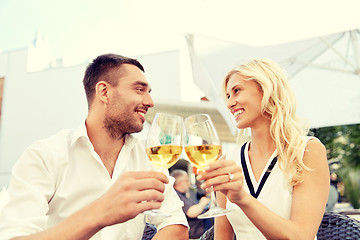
left=223, top=58, right=310, bottom=185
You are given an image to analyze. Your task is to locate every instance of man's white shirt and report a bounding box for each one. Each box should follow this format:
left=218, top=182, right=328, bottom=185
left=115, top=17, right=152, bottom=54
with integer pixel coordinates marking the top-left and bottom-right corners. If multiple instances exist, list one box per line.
left=0, top=122, right=188, bottom=240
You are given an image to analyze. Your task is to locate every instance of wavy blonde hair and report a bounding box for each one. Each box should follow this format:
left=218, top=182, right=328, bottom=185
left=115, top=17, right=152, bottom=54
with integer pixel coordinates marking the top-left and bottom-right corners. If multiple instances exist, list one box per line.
left=223, top=58, right=310, bottom=185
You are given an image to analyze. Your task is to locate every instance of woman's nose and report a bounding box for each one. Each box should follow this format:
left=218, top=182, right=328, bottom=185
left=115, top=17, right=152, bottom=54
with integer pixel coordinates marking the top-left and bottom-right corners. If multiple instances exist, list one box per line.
left=227, top=96, right=236, bottom=110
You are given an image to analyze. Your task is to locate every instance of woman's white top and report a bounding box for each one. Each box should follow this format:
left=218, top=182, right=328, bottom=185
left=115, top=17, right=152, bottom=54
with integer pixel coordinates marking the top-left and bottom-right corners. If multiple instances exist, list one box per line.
left=225, top=137, right=317, bottom=239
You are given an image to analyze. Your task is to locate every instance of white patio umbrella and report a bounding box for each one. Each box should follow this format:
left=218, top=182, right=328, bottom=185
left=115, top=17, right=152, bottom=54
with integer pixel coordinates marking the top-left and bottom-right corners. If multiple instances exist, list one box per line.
left=186, top=29, right=360, bottom=134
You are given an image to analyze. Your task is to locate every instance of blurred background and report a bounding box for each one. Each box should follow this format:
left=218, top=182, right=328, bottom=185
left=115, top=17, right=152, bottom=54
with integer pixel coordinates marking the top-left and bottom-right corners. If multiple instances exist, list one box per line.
left=1, top=0, right=360, bottom=215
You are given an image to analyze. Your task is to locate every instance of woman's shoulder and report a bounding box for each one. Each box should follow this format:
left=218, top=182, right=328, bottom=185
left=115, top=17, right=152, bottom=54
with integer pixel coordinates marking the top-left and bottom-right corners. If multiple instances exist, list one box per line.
left=303, top=136, right=325, bottom=151
left=302, top=136, right=327, bottom=167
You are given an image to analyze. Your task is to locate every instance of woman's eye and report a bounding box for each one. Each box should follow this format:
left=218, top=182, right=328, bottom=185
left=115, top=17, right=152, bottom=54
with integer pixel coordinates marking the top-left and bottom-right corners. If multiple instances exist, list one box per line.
left=234, top=88, right=240, bottom=94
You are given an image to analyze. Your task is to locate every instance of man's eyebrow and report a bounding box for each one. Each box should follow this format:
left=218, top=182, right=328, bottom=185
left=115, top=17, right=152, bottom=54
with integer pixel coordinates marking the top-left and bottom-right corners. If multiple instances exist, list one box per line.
left=133, top=81, right=152, bottom=92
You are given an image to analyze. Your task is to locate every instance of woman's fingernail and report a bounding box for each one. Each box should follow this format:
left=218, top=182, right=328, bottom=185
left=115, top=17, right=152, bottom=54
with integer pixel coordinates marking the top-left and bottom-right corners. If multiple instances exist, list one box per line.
left=197, top=175, right=203, bottom=180
left=204, top=166, right=210, bottom=171
left=201, top=183, right=206, bottom=189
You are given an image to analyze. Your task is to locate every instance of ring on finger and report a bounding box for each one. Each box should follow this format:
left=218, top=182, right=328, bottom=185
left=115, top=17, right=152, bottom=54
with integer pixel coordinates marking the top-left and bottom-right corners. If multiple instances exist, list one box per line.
left=228, top=172, right=234, bottom=182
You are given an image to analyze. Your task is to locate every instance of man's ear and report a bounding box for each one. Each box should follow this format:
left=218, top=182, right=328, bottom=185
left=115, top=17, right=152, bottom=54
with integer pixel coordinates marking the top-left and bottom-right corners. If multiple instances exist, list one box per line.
left=95, top=81, right=109, bottom=104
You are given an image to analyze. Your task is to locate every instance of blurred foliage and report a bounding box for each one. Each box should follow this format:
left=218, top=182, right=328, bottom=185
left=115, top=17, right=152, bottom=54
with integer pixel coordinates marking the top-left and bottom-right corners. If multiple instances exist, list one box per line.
left=310, top=124, right=360, bottom=209
left=310, top=124, right=360, bottom=168
left=339, top=168, right=360, bottom=209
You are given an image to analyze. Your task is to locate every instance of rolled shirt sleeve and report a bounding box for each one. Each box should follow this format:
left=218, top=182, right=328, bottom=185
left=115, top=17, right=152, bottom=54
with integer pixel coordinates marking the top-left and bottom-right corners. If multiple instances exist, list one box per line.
left=0, top=141, right=58, bottom=238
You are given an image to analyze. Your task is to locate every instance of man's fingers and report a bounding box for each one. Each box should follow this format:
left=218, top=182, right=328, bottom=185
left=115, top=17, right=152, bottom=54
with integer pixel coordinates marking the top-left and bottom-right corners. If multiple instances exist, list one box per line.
left=130, top=171, right=169, bottom=184
left=137, top=200, right=162, bottom=212
left=132, top=189, right=165, bottom=203
left=136, top=178, right=166, bottom=193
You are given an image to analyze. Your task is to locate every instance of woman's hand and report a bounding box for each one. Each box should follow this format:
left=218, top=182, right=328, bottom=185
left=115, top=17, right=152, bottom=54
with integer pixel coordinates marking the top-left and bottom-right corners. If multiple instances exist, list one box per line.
left=197, top=160, right=246, bottom=205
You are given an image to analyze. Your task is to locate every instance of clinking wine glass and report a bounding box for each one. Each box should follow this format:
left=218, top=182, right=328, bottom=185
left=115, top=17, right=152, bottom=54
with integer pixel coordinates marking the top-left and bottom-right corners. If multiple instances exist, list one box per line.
left=145, top=113, right=184, bottom=217
left=184, top=114, right=231, bottom=219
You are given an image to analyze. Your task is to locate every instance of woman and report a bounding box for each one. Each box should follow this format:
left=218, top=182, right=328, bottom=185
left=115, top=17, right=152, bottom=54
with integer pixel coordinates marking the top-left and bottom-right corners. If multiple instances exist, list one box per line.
left=198, top=58, right=329, bottom=239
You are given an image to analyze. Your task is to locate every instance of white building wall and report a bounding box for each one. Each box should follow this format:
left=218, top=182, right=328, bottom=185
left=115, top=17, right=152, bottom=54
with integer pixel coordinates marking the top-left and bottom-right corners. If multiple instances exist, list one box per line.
left=0, top=52, right=9, bottom=77
left=136, top=51, right=181, bottom=101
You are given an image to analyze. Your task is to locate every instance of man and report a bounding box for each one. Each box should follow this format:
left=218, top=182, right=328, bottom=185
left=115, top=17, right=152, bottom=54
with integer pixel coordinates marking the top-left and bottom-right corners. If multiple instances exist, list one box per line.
left=171, top=170, right=211, bottom=239
left=0, top=54, right=189, bottom=239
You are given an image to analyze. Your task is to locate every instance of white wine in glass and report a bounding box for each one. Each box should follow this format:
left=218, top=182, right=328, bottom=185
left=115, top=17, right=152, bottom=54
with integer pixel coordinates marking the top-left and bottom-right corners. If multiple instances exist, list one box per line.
left=184, top=114, right=231, bottom=219
left=146, top=145, right=182, bottom=170
left=185, top=145, right=222, bottom=170
left=145, top=112, right=184, bottom=217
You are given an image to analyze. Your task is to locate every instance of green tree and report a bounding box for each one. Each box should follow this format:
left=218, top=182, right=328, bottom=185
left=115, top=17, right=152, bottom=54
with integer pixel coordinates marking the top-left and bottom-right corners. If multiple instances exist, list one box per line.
left=311, top=124, right=360, bottom=209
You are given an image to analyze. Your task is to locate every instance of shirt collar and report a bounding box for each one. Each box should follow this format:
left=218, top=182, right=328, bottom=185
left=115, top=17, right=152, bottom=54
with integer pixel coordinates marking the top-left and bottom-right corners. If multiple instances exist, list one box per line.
left=69, top=121, right=90, bottom=147
left=69, top=120, right=137, bottom=150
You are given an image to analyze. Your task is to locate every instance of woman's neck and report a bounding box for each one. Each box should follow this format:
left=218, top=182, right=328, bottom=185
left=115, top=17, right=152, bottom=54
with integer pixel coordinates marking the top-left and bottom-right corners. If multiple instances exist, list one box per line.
left=249, top=122, right=276, bottom=160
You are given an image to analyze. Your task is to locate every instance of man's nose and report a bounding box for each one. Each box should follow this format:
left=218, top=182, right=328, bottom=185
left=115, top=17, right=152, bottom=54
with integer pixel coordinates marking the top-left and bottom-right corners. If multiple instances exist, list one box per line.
left=144, top=93, right=154, bottom=108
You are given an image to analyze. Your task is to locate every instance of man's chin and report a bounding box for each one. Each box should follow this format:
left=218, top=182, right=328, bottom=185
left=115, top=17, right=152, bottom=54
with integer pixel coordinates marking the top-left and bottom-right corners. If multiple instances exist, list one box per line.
left=128, top=125, right=144, bottom=135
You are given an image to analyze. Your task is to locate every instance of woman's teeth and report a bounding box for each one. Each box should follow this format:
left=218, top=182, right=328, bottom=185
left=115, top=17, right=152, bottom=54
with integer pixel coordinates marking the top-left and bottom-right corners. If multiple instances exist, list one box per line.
left=234, top=109, right=244, bottom=117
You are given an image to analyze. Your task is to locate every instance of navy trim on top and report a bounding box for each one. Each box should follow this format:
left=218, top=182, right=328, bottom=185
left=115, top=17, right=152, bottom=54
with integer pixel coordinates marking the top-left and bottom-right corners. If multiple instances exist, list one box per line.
left=240, top=143, right=278, bottom=199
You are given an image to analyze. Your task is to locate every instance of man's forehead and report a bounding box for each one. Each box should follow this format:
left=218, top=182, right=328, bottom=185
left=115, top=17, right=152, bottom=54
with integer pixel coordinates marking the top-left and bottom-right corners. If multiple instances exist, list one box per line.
left=109, top=64, right=149, bottom=85
left=116, top=63, right=145, bottom=78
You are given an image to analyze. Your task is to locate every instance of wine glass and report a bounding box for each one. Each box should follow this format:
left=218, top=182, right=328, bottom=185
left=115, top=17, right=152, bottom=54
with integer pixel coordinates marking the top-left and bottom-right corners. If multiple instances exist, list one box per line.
left=145, top=112, right=184, bottom=217
left=184, top=114, right=231, bottom=219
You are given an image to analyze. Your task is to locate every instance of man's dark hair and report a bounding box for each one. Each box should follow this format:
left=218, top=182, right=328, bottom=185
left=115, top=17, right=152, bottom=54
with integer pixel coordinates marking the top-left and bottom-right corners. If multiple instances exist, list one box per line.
left=83, top=53, right=144, bottom=108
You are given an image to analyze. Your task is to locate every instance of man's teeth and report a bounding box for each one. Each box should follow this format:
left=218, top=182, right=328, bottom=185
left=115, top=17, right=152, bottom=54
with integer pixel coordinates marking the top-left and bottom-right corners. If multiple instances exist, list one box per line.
left=137, top=111, right=145, bottom=117
left=234, top=109, right=244, bottom=117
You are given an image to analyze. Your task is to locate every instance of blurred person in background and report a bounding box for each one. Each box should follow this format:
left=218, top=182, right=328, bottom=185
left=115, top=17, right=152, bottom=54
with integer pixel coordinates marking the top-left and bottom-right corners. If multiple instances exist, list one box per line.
left=171, top=170, right=212, bottom=239
left=326, top=172, right=339, bottom=211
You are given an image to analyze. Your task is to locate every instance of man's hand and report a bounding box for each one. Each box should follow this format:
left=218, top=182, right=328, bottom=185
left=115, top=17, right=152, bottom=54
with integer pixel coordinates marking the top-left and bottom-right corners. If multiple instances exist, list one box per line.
left=11, top=171, right=169, bottom=240
left=94, top=171, right=169, bottom=227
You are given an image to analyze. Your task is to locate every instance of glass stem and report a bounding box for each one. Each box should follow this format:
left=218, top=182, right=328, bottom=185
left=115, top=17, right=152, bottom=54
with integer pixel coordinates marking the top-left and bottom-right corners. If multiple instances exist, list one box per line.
left=209, top=186, right=218, bottom=208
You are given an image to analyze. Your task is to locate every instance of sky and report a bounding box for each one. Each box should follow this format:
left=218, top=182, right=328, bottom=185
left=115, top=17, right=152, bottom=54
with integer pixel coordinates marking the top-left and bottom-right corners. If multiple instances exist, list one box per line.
left=0, top=0, right=189, bottom=64
left=1, top=0, right=360, bottom=65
